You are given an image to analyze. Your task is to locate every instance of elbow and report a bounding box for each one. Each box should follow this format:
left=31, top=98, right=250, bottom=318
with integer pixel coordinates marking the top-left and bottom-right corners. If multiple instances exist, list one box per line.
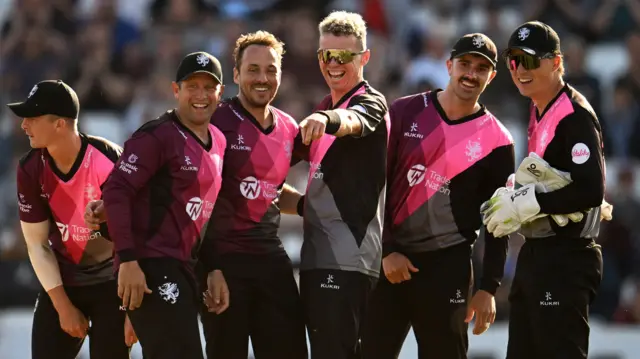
left=101, top=181, right=115, bottom=203
left=101, top=179, right=132, bottom=210
left=586, top=183, right=604, bottom=208
left=574, top=180, right=604, bottom=210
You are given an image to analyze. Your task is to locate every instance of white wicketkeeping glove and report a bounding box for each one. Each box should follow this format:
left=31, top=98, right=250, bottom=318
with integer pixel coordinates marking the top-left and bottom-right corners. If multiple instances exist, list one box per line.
left=601, top=199, right=613, bottom=221
left=515, top=152, right=583, bottom=226
left=480, top=183, right=541, bottom=238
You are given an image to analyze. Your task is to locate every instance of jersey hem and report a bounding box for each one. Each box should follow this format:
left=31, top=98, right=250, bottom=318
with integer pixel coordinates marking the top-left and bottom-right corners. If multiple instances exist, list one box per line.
left=299, top=264, right=379, bottom=278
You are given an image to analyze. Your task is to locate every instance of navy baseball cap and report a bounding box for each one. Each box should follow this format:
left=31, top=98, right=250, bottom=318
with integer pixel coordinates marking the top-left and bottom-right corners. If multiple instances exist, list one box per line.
left=7, top=80, right=80, bottom=119
left=176, top=51, right=223, bottom=84
left=450, top=33, right=498, bottom=67
left=504, top=21, right=561, bottom=57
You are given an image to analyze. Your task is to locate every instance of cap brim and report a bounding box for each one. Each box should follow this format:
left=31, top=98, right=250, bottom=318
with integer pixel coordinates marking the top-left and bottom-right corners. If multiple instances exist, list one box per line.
left=6, top=102, right=44, bottom=118
left=179, top=71, right=223, bottom=84
left=502, top=46, right=537, bottom=57
left=453, top=51, right=497, bottom=67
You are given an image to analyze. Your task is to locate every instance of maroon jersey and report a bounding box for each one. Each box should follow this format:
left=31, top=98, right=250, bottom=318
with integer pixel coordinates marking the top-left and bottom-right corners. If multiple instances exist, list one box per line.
left=102, top=110, right=226, bottom=267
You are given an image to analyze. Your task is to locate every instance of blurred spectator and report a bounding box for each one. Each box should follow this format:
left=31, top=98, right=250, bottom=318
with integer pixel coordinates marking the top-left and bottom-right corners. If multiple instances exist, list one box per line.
left=524, top=0, right=595, bottom=40
left=403, top=27, right=452, bottom=92
left=617, top=31, right=640, bottom=100
left=149, top=0, right=211, bottom=25
left=67, top=21, right=133, bottom=113
left=591, top=0, right=640, bottom=42
left=564, top=35, right=603, bottom=119
left=593, top=166, right=640, bottom=321
left=86, top=0, right=141, bottom=55
left=602, top=79, right=640, bottom=160
left=1, top=25, right=68, bottom=101
left=613, top=283, right=640, bottom=324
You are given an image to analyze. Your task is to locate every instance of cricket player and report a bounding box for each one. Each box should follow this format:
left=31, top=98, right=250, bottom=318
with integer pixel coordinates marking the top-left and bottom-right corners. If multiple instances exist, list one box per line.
left=280, top=11, right=390, bottom=359
left=11, top=80, right=134, bottom=359
left=361, top=33, right=515, bottom=359
left=198, top=31, right=307, bottom=359
left=97, top=51, right=227, bottom=359
left=481, top=21, right=605, bottom=359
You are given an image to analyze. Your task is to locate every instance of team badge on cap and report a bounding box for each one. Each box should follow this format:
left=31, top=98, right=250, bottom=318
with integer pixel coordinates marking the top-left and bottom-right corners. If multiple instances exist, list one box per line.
left=518, top=27, right=530, bottom=41
left=196, top=53, right=210, bottom=67
left=472, top=35, right=486, bottom=48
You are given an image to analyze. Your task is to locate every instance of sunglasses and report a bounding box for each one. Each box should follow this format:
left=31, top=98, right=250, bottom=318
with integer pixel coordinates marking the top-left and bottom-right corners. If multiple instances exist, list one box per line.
left=317, top=49, right=366, bottom=64
left=504, top=52, right=556, bottom=71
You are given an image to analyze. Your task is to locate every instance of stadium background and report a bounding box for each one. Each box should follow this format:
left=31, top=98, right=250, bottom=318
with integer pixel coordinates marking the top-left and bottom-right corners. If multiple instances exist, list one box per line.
left=0, top=0, right=639, bottom=357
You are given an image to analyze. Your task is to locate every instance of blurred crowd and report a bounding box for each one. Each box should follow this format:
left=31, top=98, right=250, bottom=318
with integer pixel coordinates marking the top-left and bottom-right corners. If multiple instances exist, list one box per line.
left=1, top=0, right=639, bottom=326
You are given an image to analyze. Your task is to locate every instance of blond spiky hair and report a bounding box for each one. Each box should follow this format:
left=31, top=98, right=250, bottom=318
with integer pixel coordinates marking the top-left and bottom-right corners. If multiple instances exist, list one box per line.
left=318, top=11, right=367, bottom=49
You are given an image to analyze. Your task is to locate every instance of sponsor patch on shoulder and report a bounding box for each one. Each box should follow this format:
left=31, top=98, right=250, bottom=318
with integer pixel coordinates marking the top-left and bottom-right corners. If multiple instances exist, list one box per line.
left=348, top=104, right=367, bottom=114
left=571, top=143, right=590, bottom=164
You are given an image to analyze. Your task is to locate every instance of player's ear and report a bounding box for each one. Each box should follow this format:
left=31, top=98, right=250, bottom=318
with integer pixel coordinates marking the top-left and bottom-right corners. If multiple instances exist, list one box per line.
left=552, top=55, right=561, bottom=72
left=361, top=49, right=370, bottom=67
left=446, top=59, right=453, bottom=76
left=171, top=81, right=180, bottom=100
left=50, top=115, right=65, bottom=130
left=487, top=69, right=497, bottom=83
left=233, top=67, right=240, bottom=85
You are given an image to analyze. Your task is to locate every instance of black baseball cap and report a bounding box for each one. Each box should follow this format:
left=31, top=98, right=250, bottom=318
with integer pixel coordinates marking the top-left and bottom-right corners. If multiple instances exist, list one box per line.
left=450, top=33, right=498, bottom=67
left=7, top=80, right=79, bottom=119
left=504, top=21, right=561, bottom=57
left=175, top=51, right=223, bottom=84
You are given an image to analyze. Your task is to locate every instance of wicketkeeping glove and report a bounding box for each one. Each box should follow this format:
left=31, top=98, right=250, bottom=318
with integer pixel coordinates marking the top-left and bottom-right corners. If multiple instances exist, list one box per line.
left=480, top=183, right=541, bottom=238
left=515, top=152, right=583, bottom=226
left=601, top=199, right=613, bottom=221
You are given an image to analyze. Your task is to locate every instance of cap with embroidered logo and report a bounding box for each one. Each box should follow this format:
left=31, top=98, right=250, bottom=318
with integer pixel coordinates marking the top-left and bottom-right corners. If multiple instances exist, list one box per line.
left=505, top=21, right=561, bottom=57
left=175, top=51, right=223, bottom=84
left=450, top=33, right=498, bottom=67
left=7, top=80, right=80, bottom=119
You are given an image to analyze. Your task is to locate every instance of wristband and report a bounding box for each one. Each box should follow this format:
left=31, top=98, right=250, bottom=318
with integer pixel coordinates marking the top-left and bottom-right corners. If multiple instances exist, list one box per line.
left=117, top=249, right=137, bottom=263
left=97, top=222, right=110, bottom=241
left=297, top=195, right=305, bottom=217
left=316, top=111, right=341, bottom=135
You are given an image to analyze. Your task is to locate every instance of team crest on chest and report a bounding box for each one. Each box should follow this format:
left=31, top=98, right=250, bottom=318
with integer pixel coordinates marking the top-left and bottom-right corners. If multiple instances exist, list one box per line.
left=465, top=140, right=482, bottom=162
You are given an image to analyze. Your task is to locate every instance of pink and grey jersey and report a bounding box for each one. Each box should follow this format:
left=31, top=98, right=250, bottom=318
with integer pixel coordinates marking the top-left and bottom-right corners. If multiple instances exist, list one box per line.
left=102, top=110, right=226, bottom=267
left=293, top=81, right=389, bottom=278
left=199, top=98, right=298, bottom=271
left=17, top=134, right=121, bottom=286
left=384, top=90, right=514, bottom=294
left=522, top=84, right=605, bottom=239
